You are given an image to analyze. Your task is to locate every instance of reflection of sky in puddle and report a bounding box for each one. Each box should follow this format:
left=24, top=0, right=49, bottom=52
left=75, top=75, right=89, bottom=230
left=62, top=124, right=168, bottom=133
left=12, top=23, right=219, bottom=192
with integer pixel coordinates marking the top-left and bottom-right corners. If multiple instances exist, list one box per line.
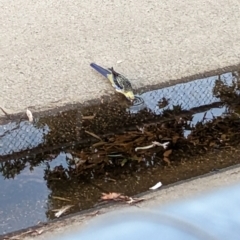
left=183, top=106, right=227, bottom=138
left=0, top=152, right=71, bottom=234
left=0, top=162, right=50, bottom=234
left=191, top=107, right=227, bottom=125
left=48, top=152, right=70, bottom=169
left=130, top=72, right=235, bottom=114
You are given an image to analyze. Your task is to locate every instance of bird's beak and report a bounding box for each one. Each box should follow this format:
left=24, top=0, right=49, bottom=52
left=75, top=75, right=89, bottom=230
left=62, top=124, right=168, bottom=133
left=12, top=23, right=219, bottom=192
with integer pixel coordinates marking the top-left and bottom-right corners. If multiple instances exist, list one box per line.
left=124, top=91, right=135, bottom=102
left=129, top=97, right=135, bottom=103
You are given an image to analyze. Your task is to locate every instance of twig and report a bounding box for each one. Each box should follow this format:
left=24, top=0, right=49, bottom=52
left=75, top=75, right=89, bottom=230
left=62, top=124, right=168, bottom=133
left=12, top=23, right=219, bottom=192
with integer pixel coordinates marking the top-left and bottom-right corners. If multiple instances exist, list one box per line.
left=85, top=130, right=102, bottom=141
left=82, top=115, right=96, bottom=120
left=0, top=107, right=11, bottom=119
left=135, top=141, right=169, bottom=151
left=52, top=196, right=71, bottom=202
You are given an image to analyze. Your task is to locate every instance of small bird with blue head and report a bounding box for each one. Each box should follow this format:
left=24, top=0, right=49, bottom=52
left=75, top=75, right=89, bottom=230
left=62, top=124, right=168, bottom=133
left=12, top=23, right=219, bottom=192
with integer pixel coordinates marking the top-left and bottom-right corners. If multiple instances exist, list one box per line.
left=90, top=63, right=135, bottom=101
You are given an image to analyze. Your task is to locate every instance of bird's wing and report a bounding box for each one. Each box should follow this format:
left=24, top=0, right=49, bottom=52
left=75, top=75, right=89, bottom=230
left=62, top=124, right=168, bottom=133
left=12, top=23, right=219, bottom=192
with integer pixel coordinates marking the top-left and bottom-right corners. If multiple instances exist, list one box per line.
left=90, top=63, right=111, bottom=78
left=116, top=75, right=133, bottom=91
left=112, top=75, right=124, bottom=90
left=90, top=62, right=117, bottom=86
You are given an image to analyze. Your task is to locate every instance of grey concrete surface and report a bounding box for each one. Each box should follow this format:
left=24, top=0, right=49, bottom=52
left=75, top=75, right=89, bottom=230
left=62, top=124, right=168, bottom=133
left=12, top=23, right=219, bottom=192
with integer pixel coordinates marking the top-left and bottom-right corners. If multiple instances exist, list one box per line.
left=1, top=0, right=240, bottom=116
left=19, top=165, right=240, bottom=240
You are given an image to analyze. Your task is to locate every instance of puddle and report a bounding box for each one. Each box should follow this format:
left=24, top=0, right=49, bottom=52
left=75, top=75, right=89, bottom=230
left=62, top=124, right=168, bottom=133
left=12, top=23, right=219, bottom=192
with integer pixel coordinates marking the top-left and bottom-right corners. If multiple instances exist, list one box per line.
left=1, top=70, right=240, bottom=235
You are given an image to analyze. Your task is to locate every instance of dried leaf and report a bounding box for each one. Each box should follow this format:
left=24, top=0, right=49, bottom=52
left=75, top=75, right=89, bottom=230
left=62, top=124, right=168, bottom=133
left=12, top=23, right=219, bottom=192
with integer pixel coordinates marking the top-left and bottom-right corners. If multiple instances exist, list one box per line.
left=209, top=141, right=215, bottom=147
left=85, top=130, right=102, bottom=141
left=8, top=230, right=34, bottom=240
left=31, top=229, right=44, bottom=236
left=149, top=182, right=162, bottom=190
left=118, top=195, right=129, bottom=201
left=172, top=135, right=180, bottom=144
left=52, top=196, right=71, bottom=202
left=92, top=141, right=106, bottom=147
left=221, top=134, right=227, bottom=140
left=101, top=192, right=122, bottom=200
left=132, top=155, right=143, bottom=162
left=26, top=109, right=33, bottom=122
left=53, top=205, right=74, bottom=218
left=79, top=150, right=88, bottom=159
left=158, top=97, right=169, bottom=108
left=82, top=115, right=95, bottom=120
left=0, top=107, right=11, bottom=119
left=84, top=163, right=97, bottom=169
left=76, top=159, right=87, bottom=168
left=105, top=177, right=117, bottom=182
left=163, top=157, right=171, bottom=165
left=203, top=146, right=208, bottom=151
left=85, top=210, right=100, bottom=217
left=163, top=149, right=172, bottom=157
left=161, top=137, right=172, bottom=141
left=126, top=197, right=145, bottom=204
left=121, top=159, right=128, bottom=166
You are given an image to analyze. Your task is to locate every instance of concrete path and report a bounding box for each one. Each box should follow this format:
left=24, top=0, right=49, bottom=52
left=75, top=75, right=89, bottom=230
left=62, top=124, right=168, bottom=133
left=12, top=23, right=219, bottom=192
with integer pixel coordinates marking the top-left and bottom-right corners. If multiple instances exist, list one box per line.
left=1, top=0, right=240, bottom=115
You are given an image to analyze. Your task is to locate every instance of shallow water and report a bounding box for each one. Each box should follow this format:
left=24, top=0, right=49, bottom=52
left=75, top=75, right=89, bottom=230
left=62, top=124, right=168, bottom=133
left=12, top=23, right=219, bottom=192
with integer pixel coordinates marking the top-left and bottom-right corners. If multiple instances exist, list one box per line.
left=1, top=70, right=240, bottom=235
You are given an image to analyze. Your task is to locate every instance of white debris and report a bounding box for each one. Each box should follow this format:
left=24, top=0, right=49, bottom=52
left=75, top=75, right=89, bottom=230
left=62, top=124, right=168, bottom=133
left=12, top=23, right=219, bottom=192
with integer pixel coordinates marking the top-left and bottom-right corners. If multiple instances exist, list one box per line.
left=152, top=141, right=170, bottom=149
left=149, top=182, right=162, bottom=190
left=135, top=141, right=170, bottom=152
left=53, top=205, right=74, bottom=218
left=26, top=109, right=33, bottom=122
left=116, top=60, right=124, bottom=64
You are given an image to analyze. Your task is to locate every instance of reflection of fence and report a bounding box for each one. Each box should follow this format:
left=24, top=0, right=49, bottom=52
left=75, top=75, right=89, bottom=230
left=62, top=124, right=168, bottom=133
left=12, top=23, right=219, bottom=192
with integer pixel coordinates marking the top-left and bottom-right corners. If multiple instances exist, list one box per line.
left=0, top=121, right=49, bottom=157
left=139, top=72, right=237, bottom=114
left=0, top=71, right=239, bottom=159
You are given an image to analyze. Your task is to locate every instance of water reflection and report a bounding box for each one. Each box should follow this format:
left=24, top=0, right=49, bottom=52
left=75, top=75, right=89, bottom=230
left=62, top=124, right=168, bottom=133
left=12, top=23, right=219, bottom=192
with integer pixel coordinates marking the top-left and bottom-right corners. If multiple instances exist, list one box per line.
left=1, top=70, right=240, bottom=235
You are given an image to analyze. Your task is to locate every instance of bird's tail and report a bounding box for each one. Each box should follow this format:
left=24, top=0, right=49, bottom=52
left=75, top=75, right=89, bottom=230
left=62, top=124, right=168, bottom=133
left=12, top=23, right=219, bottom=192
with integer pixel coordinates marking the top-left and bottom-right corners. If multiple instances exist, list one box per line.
left=90, top=63, right=111, bottom=78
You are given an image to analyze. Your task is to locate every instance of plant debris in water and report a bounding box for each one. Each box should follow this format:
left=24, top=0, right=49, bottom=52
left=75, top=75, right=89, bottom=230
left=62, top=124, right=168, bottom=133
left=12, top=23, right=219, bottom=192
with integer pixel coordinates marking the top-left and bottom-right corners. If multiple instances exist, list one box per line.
left=100, top=192, right=145, bottom=205
left=43, top=109, right=240, bottom=181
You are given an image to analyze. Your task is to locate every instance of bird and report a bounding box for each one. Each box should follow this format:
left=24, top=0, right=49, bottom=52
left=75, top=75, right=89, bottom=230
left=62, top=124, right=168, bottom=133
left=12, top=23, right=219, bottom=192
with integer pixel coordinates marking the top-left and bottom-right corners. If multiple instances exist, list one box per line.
left=90, top=63, right=135, bottom=101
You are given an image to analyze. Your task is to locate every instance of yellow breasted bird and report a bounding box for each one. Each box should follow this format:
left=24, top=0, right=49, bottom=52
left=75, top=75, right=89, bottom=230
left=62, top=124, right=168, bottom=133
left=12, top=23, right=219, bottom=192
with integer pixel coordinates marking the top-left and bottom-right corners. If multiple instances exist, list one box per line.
left=90, top=63, right=135, bottom=101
